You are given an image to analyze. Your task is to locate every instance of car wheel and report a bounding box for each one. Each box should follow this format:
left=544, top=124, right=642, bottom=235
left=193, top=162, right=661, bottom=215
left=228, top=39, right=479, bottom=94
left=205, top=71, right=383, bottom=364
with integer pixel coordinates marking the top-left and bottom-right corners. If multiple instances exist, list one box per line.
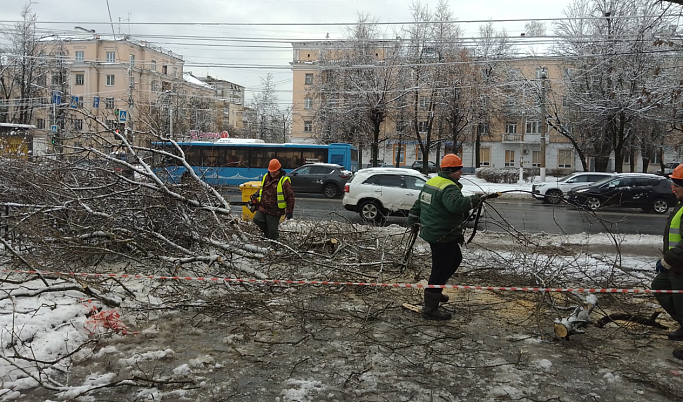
left=586, top=197, right=601, bottom=210
left=652, top=198, right=669, bottom=214
left=323, top=183, right=339, bottom=198
left=359, top=200, right=384, bottom=222
left=545, top=189, right=563, bottom=204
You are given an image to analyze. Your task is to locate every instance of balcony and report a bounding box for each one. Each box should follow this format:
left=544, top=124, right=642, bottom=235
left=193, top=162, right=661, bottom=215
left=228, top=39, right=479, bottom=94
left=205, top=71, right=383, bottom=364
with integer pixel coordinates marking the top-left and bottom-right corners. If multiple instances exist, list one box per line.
left=502, top=133, right=549, bottom=144
left=502, top=133, right=522, bottom=143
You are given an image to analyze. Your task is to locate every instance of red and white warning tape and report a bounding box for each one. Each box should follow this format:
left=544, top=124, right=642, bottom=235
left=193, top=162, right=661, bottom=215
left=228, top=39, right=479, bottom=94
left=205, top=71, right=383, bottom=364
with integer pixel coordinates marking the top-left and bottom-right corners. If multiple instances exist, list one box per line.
left=2, top=268, right=683, bottom=294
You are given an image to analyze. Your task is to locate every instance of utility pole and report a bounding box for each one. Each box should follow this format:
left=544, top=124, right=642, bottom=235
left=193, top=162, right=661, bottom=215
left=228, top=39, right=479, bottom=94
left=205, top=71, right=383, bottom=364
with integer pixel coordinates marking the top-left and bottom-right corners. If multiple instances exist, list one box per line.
left=519, top=111, right=525, bottom=184
left=539, top=66, right=548, bottom=182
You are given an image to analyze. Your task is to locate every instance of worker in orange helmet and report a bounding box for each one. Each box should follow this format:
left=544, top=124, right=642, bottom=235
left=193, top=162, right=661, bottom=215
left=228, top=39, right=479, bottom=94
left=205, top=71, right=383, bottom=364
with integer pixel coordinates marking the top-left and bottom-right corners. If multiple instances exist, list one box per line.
left=653, top=163, right=683, bottom=360
left=251, top=158, right=295, bottom=241
left=406, top=154, right=496, bottom=320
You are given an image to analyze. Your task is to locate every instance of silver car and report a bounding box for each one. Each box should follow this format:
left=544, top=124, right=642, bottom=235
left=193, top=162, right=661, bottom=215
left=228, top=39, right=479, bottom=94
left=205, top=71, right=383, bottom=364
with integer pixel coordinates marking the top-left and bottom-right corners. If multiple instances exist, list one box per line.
left=532, top=172, right=615, bottom=204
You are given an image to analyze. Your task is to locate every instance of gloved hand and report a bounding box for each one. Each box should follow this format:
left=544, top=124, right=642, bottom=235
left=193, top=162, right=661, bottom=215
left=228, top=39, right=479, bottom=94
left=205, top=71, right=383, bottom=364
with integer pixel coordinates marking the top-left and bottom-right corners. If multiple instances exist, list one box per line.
left=483, top=192, right=501, bottom=200
left=656, top=259, right=670, bottom=273
left=410, top=224, right=419, bottom=234
left=285, top=212, right=293, bottom=220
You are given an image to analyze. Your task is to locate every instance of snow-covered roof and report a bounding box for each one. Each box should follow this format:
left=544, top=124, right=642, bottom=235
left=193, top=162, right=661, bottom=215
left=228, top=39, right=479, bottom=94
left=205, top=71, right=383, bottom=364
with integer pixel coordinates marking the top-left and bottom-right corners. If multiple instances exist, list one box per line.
left=183, top=72, right=213, bottom=89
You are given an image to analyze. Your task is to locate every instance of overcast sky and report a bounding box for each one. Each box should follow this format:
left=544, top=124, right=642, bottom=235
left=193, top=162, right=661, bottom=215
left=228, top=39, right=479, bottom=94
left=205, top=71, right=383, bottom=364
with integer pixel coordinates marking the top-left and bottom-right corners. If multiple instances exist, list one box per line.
left=0, top=0, right=573, bottom=105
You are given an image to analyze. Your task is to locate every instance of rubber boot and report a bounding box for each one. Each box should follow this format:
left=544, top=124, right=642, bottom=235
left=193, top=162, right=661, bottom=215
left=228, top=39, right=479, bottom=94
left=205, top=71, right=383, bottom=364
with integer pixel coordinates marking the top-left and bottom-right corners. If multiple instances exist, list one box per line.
left=422, top=291, right=451, bottom=321
left=440, top=293, right=449, bottom=303
left=668, top=321, right=683, bottom=341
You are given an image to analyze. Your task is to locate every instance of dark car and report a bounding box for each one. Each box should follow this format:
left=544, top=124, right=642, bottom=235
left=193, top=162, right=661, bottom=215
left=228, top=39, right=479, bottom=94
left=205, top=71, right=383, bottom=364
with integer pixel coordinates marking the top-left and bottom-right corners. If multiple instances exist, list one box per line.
left=411, top=160, right=438, bottom=174
left=287, top=163, right=352, bottom=198
left=566, top=173, right=676, bottom=214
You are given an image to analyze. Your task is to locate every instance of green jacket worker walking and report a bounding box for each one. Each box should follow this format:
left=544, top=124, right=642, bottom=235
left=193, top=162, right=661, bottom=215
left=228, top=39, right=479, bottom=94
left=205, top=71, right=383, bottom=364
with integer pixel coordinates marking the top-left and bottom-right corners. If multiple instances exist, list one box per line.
left=406, top=154, right=490, bottom=320
left=652, top=164, right=683, bottom=361
left=252, top=159, right=295, bottom=241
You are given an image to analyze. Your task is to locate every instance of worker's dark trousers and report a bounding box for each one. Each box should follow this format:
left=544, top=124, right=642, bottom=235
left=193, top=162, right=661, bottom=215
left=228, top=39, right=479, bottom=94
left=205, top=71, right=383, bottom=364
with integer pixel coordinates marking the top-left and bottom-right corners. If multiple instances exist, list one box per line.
left=426, top=240, right=462, bottom=294
left=652, top=269, right=683, bottom=324
left=253, top=211, right=281, bottom=240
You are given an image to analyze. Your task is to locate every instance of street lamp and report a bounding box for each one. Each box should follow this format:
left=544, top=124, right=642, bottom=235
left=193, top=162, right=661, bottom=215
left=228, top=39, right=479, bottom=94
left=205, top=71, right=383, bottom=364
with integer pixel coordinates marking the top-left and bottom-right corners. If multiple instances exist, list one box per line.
left=539, top=66, right=548, bottom=182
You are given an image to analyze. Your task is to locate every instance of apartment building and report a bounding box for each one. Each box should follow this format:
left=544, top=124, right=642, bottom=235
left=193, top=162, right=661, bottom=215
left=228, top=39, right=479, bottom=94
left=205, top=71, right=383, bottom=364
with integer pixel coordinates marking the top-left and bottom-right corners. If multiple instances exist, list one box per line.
left=14, top=28, right=243, bottom=157
left=291, top=41, right=681, bottom=174
left=196, top=75, right=245, bottom=133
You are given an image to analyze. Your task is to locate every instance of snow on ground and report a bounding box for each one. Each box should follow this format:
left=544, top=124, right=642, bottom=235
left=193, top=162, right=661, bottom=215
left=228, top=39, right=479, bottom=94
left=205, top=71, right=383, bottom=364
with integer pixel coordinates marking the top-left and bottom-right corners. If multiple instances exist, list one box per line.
left=1, top=177, right=680, bottom=401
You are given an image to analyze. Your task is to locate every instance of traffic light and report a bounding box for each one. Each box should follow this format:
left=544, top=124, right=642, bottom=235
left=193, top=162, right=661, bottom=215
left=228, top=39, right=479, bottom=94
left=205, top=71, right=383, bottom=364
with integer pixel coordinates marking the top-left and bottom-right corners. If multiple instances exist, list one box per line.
left=114, top=109, right=120, bottom=118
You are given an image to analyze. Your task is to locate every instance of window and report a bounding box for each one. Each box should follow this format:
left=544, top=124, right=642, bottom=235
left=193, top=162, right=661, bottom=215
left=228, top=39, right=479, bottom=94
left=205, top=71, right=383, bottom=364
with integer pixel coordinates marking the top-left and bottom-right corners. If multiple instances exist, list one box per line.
left=304, top=120, right=312, bottom=132
left=173, top=67, right=177, bottom=78
left=532, top=150, right=541, bottom=167
left=37, top=75, right=46, bottom=87
left=151, top=60, right=156, bottom=71
left=74, top=119, right=83, bottom=131
left=504, top=150, right=515, bottom=167
left=75, top=73, right=84, bottom=85
left=151, top=80, right=159, bottom=92
left=526, top=121, right=540, bottom=134
left=52, top=73, right=62, bottom=85
left=558, top=149, right=573, bottom=168
left=419, top=96, right=430, bottom=109
left=106, top=74, right=115, bottom=86
left=505, top=122, right=517, bottom=134
left=477, top=123, right=489, bottom=136
left=75, top=51, right=84, bottom=63
left=305, top=73, right=313, bottom=85
left=393, top=143, right=407, bottom=165
left=129, top=75, right=135, bottom=88
left=418, top=121, right=428, bottom=133
left=404, top=176, right=426, bottom=190
left=623, top=153, right=630, bottom=164
left=651, top=153, right=661, bottom=164
left=106, top=51, right=115, bottom=63
left=106, top=120, right=117, bottom=129
left=129, top=54, right=135, bottom=68
left=36, top=118, right=45, bottom=129
left=105, top=98, right=114, bottom=109
left=304, top=97, right=313, bottom=109
left=479, top=147, right=491, bottom=166
left=162, top=65, right=168, bottom=74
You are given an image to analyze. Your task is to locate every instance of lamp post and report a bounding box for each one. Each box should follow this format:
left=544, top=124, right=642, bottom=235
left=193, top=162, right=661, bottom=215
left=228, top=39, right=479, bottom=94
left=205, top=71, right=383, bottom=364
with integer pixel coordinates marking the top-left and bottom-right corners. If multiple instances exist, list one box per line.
left=539, top=66, right=548, bottom=182
left=519, top=111, right=525, bottom=184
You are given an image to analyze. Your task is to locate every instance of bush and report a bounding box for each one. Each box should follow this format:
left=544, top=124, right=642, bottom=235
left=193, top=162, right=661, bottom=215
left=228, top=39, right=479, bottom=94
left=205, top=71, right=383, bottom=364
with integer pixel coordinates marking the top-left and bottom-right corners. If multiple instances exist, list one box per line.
left=475, top=167, right=539, bottom=184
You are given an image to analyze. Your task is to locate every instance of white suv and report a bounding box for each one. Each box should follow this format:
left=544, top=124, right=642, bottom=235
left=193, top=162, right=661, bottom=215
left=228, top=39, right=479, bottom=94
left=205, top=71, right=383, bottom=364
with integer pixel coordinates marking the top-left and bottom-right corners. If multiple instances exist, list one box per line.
left=343, top=168, right=427, bottom=221
left=343, top=168, right=475, bottom=222
left=532, top=172, right=614, bottom=204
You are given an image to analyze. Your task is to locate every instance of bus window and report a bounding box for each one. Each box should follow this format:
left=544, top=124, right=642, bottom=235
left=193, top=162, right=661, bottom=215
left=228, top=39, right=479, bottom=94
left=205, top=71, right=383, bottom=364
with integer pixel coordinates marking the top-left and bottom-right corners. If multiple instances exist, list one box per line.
left=277, top=150, right=301, bottom=169
left=183, top=147, right=201, bottom=166
left=302, top=150, right=328, bottom=164
left=202, top=148, right=221, bottom=166
left=226, top=148, right=249, bottom=167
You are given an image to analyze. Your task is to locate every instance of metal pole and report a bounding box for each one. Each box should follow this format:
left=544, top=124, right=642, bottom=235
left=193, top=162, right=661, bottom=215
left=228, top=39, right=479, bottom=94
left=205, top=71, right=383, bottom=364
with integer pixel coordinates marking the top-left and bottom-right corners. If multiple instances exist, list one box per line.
left=169, top=107, right=173, bottom=140
left=540, top=67, right=547, bottom=182
left=519, top=112, right=525, bottom=184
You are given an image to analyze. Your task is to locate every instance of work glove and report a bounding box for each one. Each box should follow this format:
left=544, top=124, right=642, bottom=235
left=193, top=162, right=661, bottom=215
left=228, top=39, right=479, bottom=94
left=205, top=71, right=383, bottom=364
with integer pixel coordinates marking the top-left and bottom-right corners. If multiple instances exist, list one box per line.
left=483, top=192, right=501, bottom=200
left=656, top=259, right=670, bottom=273
left=410, top=224, right=419, bottom=234
left=285, top=212, right=293, bottom=220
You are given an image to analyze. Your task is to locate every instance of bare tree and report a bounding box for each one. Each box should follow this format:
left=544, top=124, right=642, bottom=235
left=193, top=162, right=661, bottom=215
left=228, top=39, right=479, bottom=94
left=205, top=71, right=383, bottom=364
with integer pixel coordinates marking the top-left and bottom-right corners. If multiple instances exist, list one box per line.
left=553, top=0, right=681, bottom=172
left=0, top=3, right=48, bottom=125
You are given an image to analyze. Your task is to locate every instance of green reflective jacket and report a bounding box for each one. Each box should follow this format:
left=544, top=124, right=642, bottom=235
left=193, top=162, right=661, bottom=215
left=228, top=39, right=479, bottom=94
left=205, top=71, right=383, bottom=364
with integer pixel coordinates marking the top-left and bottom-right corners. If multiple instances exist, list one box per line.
left=406, top=172, right=481, bottom=244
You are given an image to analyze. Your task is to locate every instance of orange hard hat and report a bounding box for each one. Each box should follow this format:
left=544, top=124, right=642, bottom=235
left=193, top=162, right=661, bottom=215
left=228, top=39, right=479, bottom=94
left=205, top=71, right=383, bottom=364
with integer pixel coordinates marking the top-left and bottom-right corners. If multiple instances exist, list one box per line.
left=268, top=159, right=282, bottom=172
left=670, top=164, right=683, bottom=180
left=440, top=154, right=463, bottom=169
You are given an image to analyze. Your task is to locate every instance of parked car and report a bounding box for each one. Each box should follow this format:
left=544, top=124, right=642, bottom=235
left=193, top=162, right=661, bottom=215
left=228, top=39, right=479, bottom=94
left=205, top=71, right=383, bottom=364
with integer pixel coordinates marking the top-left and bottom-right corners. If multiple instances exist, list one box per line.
left=110, top=151, right=134, bottom=179
left=366, top=159, right=389, bottom=168
left=411, top=160, right=438, bottom=174
left=532, top=172, right=615, bottom=204
left=287, top=163, right=352, bottom=198
left=342, top=167, right=475, bottom=222
left=656, top=162, right=681, bottom=176
left=566, top=173, right=676, bottom=214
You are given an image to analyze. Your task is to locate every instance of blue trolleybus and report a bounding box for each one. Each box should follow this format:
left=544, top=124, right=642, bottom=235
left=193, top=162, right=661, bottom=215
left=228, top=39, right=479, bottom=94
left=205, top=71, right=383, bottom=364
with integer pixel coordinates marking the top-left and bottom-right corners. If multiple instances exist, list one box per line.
left=153, top=139, right=359, bottom=186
